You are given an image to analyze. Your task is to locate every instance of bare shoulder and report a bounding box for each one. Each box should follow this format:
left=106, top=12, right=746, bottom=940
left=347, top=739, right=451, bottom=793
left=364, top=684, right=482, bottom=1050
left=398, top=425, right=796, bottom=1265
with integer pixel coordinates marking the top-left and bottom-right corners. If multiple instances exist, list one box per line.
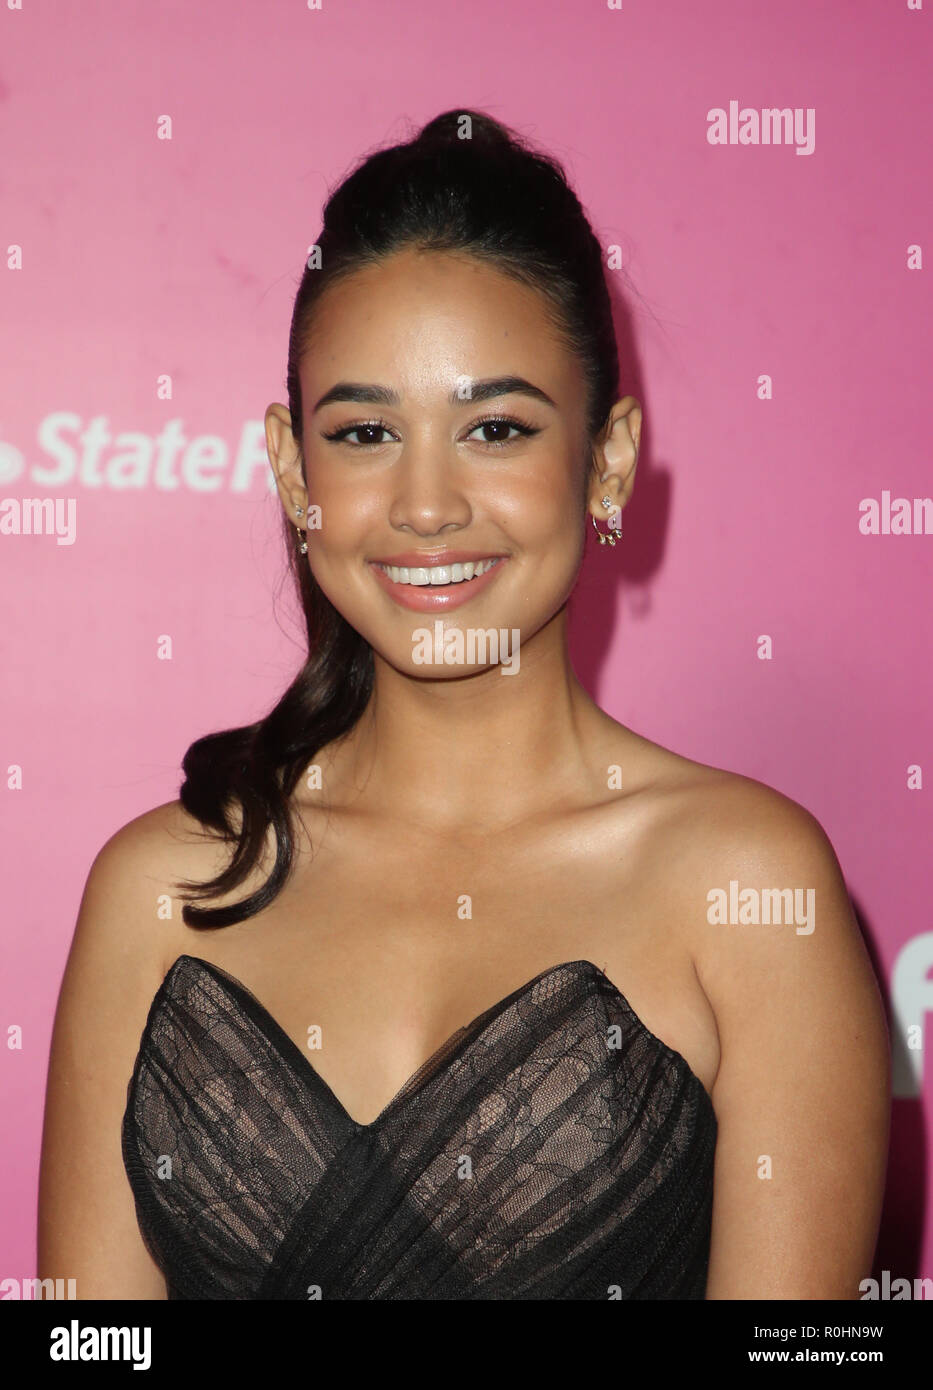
left=92, top=796, right=228, bottom=876
left=641, top=747, right=869, bottom=967
left=618, top=734, right=891, bottom=1296
left=624, top=733, right=883, bottom=1042
left=49, top=801, right=214, bottom=1076
left=615, top=729, right=848, bottom=903
left=38, top=797, right=235, bottom=1297
left=56, top=793, right=231, bottom=1070
left=82, top=798, right=234, bottom=966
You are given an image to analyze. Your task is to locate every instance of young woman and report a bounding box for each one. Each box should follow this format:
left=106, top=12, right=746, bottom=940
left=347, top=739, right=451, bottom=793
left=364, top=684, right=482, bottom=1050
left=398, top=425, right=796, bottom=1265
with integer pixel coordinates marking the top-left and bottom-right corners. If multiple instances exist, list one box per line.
left=38, top=109, right=889, bottom=1300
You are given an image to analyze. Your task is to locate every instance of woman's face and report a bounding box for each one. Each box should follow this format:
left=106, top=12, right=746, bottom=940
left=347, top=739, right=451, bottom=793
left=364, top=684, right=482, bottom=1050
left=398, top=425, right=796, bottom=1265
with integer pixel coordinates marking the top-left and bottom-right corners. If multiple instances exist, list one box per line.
left=282, top=246, right=597, bottom=677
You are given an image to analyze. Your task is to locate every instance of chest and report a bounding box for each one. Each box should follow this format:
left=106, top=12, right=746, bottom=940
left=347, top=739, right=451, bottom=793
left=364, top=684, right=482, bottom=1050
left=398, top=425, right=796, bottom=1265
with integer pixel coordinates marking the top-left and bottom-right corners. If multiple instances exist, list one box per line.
left=169, top=811, right=721, bottom=1123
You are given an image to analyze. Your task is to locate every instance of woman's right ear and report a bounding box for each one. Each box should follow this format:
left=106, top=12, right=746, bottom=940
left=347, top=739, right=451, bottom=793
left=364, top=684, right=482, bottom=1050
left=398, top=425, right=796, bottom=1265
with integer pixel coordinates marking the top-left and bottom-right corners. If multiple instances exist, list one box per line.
left=265, top=403, right=308, bottom=517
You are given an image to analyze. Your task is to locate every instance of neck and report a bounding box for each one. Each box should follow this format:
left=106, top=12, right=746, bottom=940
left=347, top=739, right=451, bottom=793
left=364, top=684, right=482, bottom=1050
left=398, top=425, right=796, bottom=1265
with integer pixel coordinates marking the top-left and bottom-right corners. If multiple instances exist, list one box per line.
left=323, top=610, right=607, bottom=833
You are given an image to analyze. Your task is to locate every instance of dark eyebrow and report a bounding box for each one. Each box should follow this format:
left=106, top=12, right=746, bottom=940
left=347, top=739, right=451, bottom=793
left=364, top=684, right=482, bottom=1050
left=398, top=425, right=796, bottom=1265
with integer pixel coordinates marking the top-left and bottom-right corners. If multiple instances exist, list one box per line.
left=311, top=375, right=557, bottom=414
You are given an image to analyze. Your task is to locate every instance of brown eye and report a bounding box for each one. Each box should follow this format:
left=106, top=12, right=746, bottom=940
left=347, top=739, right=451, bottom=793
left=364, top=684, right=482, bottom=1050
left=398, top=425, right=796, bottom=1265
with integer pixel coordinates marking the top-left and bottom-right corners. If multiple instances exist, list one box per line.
left=473, top=420, right=514, bottom=443
left=466, top=415, right=540, bottom=447
left=321, top=420, right=396, bottom=447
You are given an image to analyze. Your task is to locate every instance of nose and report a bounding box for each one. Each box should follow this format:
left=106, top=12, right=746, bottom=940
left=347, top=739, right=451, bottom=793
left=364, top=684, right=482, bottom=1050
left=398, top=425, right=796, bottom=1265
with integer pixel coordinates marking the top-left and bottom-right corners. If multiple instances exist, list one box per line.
left=387, top=436, right=473, bottom=537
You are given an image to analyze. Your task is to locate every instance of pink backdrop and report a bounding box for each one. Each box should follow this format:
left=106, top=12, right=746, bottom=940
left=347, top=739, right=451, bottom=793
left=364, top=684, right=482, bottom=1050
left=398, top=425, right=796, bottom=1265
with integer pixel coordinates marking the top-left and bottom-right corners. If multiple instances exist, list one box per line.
left=2, top=0, right=931, bottom=1289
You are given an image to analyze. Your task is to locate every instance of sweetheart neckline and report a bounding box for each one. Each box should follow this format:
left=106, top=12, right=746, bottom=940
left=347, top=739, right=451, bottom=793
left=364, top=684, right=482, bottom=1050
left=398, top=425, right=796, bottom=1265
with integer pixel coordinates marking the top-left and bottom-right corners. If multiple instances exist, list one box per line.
left=149, top=953, right=716, bottom=1133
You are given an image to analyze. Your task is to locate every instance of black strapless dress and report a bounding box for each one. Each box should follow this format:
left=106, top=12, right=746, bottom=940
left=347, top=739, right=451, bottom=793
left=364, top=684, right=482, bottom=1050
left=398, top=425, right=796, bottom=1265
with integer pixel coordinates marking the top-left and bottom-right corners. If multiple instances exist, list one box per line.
left=121, top=955, right=717, bottom=1299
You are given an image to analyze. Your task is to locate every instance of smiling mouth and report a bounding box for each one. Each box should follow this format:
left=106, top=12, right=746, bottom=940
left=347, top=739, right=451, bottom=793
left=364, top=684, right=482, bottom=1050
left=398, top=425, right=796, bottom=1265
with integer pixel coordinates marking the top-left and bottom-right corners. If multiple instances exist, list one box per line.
left=375, top=558, right=504, bottom=587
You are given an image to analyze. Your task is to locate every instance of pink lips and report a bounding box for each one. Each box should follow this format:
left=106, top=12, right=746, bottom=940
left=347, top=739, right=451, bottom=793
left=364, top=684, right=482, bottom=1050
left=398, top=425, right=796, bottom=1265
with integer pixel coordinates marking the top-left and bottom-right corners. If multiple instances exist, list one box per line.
left=368, top=557, right=508, bottom=612
left=369, top=549, right=504, bottom=567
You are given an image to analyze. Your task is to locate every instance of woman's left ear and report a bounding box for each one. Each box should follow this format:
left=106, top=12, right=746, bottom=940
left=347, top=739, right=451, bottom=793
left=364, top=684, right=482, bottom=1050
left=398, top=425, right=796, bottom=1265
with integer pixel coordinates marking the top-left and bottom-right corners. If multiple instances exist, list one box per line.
left=587, top=396, right=641, bottom=521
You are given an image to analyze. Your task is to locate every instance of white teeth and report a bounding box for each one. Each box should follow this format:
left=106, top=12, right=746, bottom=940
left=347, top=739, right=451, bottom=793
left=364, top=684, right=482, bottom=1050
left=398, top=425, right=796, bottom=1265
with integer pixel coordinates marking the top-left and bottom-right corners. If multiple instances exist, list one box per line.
left=379, top=557, right=502, bottom=586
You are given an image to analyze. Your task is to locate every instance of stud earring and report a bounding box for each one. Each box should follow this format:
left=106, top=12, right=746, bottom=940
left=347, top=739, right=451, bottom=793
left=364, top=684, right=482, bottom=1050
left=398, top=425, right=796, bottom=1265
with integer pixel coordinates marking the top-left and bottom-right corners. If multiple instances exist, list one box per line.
left=295, top=505, right=307, bottom=555
left=591, top=495, right=623, bottom=546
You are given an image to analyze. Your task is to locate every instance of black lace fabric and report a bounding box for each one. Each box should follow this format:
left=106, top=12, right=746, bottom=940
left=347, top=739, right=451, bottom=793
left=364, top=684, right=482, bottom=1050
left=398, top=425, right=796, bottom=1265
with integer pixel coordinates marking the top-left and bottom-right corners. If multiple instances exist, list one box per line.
left=121, top=955, right=717, bottom=1299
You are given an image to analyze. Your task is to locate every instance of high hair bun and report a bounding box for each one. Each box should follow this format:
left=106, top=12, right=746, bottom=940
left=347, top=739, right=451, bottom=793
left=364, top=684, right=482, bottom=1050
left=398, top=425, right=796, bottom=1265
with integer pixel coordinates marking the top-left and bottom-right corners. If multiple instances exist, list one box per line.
left=413, top=109, right=515, bottom=151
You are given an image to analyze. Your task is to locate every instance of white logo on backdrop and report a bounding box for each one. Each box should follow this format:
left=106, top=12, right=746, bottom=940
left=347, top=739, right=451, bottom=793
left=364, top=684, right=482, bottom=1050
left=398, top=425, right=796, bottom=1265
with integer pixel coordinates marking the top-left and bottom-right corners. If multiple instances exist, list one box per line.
left=0, top=414, right=276, bottom=492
